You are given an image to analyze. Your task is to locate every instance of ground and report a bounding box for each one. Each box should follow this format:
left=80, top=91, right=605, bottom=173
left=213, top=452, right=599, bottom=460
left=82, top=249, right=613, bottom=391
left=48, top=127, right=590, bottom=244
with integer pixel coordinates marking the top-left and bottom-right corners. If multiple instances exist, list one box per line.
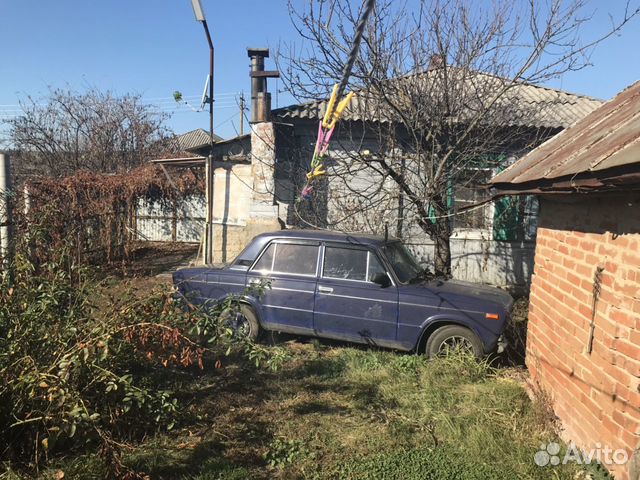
left=30, top=244, right=611, bottom=479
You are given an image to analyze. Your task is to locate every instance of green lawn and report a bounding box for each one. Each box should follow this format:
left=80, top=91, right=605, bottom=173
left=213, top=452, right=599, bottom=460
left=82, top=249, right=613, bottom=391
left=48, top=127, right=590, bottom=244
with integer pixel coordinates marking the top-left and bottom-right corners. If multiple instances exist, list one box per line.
left=31, top=339, right=606, bottom=480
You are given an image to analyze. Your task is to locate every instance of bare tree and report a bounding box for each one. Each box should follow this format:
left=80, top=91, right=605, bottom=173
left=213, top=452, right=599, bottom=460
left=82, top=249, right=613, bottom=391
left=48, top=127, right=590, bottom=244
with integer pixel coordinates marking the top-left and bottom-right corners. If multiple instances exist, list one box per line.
left=6, top=88, right=174, bottom=181
left=278, top=0, right=639, bottom=276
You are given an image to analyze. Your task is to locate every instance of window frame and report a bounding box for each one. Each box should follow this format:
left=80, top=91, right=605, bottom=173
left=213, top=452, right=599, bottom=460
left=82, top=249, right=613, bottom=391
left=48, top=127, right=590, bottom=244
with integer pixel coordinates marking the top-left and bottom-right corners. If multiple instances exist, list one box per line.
left=249, top=239, right=321, bottom=278
left=320, top=243, right=394, bottom=286
left=452, top=166, right=494, bottom=234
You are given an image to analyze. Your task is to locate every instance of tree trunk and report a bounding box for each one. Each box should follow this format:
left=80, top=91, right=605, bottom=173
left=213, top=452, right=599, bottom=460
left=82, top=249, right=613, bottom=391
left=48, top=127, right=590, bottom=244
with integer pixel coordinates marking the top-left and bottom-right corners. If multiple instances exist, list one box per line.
left=430, top=194, right=452, bottom=277
left=434, top=230, right=452, bottom=277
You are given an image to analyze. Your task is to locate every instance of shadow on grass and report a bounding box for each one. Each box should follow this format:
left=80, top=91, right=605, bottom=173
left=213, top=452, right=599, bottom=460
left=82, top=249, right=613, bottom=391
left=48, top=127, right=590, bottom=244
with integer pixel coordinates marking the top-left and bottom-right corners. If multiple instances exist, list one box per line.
left=293, top=400, right=350, bottom=415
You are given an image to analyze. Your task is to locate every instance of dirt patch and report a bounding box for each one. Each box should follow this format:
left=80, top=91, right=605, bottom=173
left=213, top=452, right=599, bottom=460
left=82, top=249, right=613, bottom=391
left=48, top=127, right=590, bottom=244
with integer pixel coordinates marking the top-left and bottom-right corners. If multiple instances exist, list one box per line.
left=96, top=241, right=199, bottom=280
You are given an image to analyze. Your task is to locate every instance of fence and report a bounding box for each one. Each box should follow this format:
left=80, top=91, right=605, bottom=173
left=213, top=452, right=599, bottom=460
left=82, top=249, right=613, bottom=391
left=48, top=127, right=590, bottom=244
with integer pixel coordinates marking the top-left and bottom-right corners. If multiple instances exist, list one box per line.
left=135, top=195, right=205, bottom=243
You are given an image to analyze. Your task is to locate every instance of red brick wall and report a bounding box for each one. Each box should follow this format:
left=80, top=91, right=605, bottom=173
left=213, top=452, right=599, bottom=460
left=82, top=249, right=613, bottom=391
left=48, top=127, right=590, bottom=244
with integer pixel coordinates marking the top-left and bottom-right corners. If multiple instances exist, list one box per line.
left=528, top=193, right=640, bottom=480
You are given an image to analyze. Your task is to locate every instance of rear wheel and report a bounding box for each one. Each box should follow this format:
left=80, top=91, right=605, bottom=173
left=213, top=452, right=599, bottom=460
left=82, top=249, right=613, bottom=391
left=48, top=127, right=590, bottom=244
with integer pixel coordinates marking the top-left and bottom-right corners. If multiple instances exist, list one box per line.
left=425, top=325, right=483, bottom=359
left=220, top=304, right=260, bottom=341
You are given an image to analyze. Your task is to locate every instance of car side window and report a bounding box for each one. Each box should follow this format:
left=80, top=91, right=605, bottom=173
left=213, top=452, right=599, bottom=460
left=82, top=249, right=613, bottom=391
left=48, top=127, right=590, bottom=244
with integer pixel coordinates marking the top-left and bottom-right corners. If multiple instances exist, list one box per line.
left=367, top=253, right=387, bottom=282
left=323, top=246, right=387, bottom=282
left=252, top=243, right=275, bottom=272
left=252, top=242, right=319, bottom=276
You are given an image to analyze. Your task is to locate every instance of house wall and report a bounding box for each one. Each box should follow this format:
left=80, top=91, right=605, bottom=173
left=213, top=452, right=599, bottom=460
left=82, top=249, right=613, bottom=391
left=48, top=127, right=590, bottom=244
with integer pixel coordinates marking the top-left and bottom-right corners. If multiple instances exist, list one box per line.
left=210, top=122, right=284, bottom=262
left=409, top=236, right=535, bottom=289
left=276, top=121, right=536, bottom=287
left=527, top=193, right=640, bottom=480
left=135, top=162, right=254, bottom=261
left=137, top=123, right=285, bottom=264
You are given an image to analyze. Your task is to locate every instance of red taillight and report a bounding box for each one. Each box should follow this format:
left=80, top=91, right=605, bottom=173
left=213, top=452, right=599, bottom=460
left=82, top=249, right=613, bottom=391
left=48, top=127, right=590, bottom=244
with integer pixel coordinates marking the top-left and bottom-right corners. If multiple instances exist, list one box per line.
left=485, top=313, right=500, bottom=321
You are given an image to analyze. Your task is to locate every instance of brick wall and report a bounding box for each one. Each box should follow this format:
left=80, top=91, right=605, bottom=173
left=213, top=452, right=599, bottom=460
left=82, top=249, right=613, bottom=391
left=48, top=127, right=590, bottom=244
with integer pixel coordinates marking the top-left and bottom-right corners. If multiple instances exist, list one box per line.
left=527, top=192, right=640, bottom=480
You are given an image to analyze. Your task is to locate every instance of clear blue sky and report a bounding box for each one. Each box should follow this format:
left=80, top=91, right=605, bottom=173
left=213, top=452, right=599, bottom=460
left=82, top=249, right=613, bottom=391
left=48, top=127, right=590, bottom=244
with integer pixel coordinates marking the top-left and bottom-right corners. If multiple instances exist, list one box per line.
left=0, top=0, right=639, bottom=142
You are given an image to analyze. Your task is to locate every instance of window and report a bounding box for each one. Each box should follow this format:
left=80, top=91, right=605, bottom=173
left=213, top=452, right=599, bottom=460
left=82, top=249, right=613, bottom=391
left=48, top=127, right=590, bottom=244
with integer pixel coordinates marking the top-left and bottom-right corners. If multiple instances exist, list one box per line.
left=493, top=194, right=539, bottom=241
left=323, top=246, right=386, bottom=282
left=381, top=242, right=421, bottom=284
left=273, top=244, right=319, bottom=275
left=453, top=168, right=492, bottom=230
left=252, top=244, right=275, bottom=272
left=252, top=242, right=319, bottom=276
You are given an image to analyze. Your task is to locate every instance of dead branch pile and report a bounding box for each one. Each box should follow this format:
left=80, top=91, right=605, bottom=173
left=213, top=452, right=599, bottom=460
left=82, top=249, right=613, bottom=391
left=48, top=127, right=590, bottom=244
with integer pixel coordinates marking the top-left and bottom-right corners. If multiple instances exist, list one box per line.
left=17, top=165, right=203, bottom=265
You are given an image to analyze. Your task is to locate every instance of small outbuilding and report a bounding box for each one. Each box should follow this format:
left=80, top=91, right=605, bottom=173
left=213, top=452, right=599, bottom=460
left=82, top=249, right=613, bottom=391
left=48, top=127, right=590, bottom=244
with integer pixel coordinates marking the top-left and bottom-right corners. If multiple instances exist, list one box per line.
left=491, top=81, right=640, bottom=480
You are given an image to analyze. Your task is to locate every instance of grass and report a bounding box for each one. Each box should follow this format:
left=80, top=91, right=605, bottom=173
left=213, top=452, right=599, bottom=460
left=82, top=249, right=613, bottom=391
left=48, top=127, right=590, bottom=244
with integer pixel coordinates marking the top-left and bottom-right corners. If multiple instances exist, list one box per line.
left=35, top=338, right=596, bottom=480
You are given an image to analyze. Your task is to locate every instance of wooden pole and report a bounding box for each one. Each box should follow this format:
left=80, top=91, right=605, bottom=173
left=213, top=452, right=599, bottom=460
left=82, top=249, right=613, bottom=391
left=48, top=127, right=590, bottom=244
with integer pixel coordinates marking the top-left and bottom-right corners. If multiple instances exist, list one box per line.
left=239, top=92, right=245, bottom=136
left=0, top=153, right=13, bottom=268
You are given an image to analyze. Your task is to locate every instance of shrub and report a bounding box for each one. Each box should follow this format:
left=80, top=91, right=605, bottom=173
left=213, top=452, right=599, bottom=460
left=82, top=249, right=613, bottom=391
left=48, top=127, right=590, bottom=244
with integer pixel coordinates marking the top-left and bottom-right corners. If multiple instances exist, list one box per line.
left=0, top=234, right=285, bottom=477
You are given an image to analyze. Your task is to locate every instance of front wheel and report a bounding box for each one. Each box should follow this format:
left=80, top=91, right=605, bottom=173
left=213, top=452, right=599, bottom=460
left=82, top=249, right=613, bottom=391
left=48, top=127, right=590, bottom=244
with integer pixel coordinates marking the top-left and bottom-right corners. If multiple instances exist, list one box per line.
left=220, top=304, right=260, bottom=341
left=424, top=325, right=484, bottom=359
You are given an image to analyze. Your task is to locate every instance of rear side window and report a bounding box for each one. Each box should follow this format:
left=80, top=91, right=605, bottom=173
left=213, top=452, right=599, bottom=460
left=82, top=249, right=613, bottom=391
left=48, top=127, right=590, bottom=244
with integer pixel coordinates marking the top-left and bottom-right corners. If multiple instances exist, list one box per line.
left=252, top=243, right=319, bottom=276
left=323, top=246, right=386, bottom=282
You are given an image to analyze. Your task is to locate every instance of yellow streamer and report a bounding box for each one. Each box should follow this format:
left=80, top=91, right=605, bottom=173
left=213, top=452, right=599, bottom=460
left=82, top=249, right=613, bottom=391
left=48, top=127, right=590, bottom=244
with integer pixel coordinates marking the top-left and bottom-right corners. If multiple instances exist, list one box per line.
left=322, top=84, right=340, bottom=128
left=306, top=164, right=326, bottom=181
left=325, top=92, right=354, bottom=130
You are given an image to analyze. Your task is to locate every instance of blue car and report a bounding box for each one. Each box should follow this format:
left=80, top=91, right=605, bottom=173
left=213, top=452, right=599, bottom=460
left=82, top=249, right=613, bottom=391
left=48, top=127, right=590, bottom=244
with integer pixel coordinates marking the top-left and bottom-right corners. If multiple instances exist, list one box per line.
left=173, top=230, right=512, bottom=357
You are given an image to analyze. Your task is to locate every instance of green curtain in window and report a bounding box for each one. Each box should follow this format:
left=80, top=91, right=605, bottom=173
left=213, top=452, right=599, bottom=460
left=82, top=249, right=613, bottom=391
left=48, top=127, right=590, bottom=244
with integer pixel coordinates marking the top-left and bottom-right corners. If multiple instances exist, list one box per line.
left=493, top=195, right=520, bottom=241
left=492, top=156, right=521, bottom=241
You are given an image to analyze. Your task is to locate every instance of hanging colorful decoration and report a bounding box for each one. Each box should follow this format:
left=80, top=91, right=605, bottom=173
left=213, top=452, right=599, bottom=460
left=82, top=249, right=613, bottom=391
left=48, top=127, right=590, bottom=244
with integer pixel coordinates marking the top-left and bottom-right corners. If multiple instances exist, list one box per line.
left=300, top=85, right=354, bottom=201
left=297, top=0, right=375, bottom=203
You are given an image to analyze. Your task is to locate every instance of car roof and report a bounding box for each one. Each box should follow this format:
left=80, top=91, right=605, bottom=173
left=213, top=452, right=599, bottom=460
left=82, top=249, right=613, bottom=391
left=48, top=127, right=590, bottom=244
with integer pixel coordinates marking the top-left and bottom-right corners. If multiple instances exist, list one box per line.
left=231, top=229, right=400, bottom=267
left=253, top=229, right=397, bottom=247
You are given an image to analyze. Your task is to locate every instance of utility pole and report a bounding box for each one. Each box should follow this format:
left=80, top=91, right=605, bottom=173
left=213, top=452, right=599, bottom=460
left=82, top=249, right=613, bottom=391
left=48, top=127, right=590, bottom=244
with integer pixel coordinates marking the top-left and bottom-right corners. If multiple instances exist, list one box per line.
left=239, top=92, right=245, bottom=136
left=191, top=0, right=216, bottom=265
left=0, top=153, right=13, bottom=269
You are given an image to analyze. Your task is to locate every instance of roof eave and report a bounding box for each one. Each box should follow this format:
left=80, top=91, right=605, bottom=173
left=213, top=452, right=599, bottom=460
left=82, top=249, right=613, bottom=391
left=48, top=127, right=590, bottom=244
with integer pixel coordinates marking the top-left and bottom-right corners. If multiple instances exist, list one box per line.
left=490, top=164, right=640, bottom=196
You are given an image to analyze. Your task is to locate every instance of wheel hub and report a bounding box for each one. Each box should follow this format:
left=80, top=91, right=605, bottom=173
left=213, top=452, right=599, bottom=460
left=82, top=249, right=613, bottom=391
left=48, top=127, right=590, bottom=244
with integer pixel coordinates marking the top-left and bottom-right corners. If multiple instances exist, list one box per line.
left=437, top=335, right=474, bottom=355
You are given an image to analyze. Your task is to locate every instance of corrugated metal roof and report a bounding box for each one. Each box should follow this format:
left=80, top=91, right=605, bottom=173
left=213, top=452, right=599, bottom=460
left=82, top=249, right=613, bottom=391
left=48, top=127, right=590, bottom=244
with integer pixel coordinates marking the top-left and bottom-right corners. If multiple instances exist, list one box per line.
left=273, top=70, right=603, bottom=129
left=176, top=128, right=223, bottom=152
left=491, top=80, right=640, bottom=188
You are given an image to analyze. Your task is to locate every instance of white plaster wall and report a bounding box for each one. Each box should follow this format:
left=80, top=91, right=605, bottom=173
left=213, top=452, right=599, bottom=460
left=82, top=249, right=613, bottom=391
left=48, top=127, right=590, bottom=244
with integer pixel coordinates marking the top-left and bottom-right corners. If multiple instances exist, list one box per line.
left=407, top=237, right=535, bottom=288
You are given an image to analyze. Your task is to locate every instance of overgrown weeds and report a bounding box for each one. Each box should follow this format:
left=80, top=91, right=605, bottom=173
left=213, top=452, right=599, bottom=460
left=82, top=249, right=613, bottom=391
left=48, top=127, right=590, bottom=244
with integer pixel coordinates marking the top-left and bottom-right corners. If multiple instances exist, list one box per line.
left=43, top=345, right=587, bottom=480
left=0, top=232, right=285, bottom=478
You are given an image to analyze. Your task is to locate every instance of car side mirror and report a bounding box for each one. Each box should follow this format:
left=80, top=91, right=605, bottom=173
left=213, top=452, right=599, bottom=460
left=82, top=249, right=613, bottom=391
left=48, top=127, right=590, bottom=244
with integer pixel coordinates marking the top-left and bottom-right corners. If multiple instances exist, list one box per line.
left=372, top=272, right=391, bottom=288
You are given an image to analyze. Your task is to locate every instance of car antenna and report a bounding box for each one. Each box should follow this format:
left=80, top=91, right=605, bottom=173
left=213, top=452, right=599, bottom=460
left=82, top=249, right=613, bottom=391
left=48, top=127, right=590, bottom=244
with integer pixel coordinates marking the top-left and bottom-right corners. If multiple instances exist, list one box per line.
left=384, top=222, right=388, bottom=242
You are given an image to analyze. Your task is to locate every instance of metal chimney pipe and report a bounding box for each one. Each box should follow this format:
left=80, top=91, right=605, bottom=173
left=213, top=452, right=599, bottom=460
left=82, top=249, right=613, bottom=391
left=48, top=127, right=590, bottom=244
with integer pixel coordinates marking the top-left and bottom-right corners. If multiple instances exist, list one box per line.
left=247, top=48, right=279, bottom=123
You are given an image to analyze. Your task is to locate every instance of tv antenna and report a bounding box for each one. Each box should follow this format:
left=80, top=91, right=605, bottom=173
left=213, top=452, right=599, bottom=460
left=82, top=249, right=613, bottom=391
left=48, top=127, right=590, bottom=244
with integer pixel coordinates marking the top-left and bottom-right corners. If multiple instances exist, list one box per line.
left=200, top=74, right=211, bottom=110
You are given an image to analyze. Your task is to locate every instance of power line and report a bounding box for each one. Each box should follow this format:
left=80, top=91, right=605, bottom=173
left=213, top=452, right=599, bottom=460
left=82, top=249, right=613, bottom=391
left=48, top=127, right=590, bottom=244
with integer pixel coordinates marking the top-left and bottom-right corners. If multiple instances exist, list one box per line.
left=0, top=92, right=241, bottom=109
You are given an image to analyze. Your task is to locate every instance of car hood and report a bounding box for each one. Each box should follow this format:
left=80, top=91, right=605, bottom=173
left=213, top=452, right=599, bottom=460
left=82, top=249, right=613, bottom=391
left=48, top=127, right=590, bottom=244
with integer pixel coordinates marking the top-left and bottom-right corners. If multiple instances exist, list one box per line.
left=402, top=279, right=514, bottom=312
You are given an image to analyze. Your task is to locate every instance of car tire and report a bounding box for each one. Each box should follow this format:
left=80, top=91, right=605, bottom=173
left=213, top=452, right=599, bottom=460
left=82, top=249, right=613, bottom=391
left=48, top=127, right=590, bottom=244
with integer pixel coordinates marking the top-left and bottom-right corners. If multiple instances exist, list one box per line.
left=425, top=325, right=484, bottom=359
left=221, top=304, right=260, bottom=341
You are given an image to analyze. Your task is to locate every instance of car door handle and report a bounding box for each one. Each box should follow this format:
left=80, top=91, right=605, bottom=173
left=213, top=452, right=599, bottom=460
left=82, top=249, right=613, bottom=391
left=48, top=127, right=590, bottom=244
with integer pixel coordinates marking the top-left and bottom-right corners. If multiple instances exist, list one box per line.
left=318, top=286, right=333, bottom=294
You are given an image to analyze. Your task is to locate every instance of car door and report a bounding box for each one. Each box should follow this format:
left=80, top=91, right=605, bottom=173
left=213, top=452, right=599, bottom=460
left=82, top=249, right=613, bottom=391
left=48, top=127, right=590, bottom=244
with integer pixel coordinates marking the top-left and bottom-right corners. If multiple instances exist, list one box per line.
left=245, top=240, right=319, bottom=333
left=313, top=244, right=399, bottom=346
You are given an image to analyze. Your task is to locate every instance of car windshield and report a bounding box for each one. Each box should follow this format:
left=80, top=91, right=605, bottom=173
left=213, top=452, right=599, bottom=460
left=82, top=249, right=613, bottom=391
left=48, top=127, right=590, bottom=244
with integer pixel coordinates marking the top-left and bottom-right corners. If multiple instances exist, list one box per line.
left=382, top=242, right=422, bottom=284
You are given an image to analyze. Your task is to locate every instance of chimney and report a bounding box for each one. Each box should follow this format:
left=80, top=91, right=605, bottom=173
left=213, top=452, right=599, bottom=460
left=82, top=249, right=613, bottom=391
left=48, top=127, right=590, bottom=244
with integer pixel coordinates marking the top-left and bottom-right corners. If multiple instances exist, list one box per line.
left=247, top=48, right=280, bottom=123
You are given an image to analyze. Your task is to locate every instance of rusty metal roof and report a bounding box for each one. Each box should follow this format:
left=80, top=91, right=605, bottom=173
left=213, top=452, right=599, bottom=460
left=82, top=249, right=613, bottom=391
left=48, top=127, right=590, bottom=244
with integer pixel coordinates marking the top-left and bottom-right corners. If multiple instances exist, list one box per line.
left=491, top=80, right=640, bottom=192
left=273, top=70, right=602, bottom=129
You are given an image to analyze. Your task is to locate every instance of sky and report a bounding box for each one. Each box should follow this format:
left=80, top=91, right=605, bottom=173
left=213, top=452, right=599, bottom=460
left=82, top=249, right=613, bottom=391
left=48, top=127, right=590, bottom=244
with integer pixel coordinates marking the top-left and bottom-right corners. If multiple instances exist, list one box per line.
left=0, top=0, right=639, bottom=142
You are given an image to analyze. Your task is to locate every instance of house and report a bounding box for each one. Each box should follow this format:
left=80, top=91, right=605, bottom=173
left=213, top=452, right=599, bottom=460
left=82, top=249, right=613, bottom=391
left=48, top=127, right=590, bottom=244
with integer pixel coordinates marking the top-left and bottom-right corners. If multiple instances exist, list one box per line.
left=490, top=81, right=640, bottom=480
left=270, top=57, right=602, bottom=288
left=174, top=128, right=224, bottom=156
left=149, top=48, right=603, bottom=289
left=142, top=126, right=281, bottom=262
